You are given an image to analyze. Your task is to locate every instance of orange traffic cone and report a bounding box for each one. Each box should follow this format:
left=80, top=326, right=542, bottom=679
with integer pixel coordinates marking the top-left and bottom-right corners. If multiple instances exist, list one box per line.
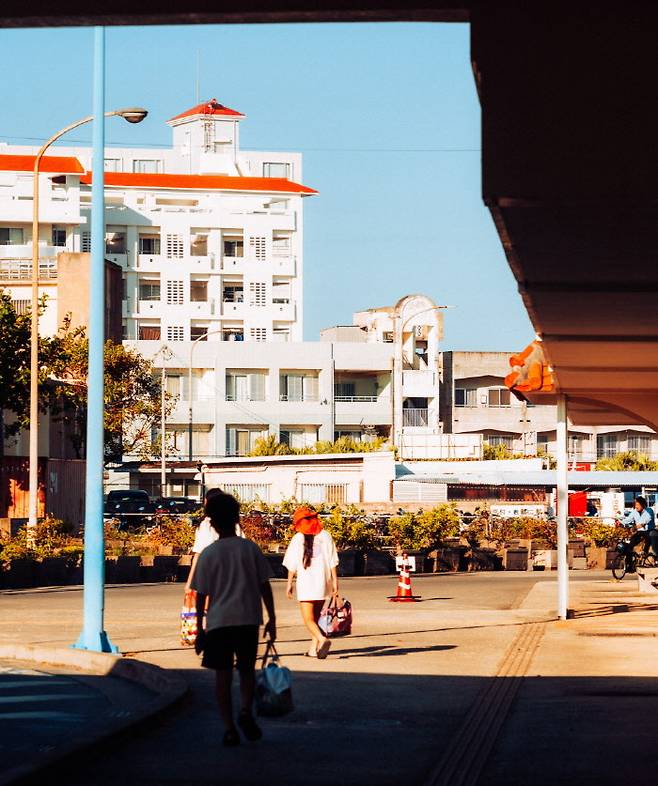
left=388, top=555, right=420, bottom=602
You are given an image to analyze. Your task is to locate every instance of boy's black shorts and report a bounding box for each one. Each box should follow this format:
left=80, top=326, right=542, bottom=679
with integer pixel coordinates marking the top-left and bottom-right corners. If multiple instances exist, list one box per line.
left=201, top=625, right=259, bottom=671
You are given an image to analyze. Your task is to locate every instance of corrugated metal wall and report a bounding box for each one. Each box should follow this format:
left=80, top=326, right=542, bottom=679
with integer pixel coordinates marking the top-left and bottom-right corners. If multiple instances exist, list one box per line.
left=0, top=457, right=85, bottom=527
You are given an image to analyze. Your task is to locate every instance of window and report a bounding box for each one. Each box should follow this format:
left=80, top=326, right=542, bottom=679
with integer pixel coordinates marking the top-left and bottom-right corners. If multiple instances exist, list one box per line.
left=455, top=388, right=477, bottom=407
left=51, top=227, right=66, bottom=247
left=223, top=235, right=244, bottom=258
left=81, top=231, right=91, bottom=252
left=166, top=280, right=184, bottom=305
left=272, top=233, right=291, bottom=256
left=335, top=382, right=356, bottom=398
left=487, top=388, right=511, bottom=407
left=190, top=280, right=208, bottom=302
left=139, top=281, right=160, bottom=301
left=104, top=158, right=122, bottom=172
left=250, top=328, right=267, bottom=342
left=139, top=234, right=160, bottom=255
left=249, top=236, right=266, bottom=261
left=0, top=227, right=24, bottom=246
left=223, top=285, right=243, bottom=303
left=190, top=326, right=209, bottom=342
left=486, top=434, right=514, bottom=449
left=190, top=232, right=208, bottom=257
left=280, top=428, right=318, bottom=450
left=597, top=434, right=621, bottom=458
left=166, top=375, right=181, bottom=397
left=165, top=234, right=184, bottom=259
left=226, top=372, right=266, bottom=402
left=133, top=159, right=161, bottom=174
left=223, top=329, right=244, bottom=342
left=383, top=332, right=394, bottom=343
left=272, top=327, right=290, bottom=343
left=263, top=162, right=291, bottom=179
left=272, top=281, right=291, bottom=304
left=281, top=373, right=319, bottom=402
left=167, top=326, right=185, bottom=342
left=226, top=427, right=268, bottom=456
left=249, top=282, right=267, bottom=307
left=138, top=325, right=161, bottom=340
left=628, top=434, right=651, bottom=454
left=105, top=232, right=126, bottom=254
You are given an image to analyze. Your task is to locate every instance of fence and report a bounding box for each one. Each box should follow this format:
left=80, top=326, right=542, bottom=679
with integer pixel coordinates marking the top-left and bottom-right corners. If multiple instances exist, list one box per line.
left=221, top=483, right=271, bottom=503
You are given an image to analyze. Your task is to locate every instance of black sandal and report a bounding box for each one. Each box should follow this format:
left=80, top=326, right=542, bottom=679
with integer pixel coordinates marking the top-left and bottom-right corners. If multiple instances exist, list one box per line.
left=238, top=710, right=263, bottom=741
left=223, top=729, right=241, bottom=747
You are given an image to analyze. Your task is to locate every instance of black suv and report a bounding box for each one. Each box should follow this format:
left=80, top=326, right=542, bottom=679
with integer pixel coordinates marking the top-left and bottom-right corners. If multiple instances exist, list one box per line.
left=104, top=490, right=155, bottom=530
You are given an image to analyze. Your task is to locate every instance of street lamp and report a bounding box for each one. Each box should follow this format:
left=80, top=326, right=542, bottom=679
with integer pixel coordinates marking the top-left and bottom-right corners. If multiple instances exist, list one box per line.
left=27, top=106, right=147, bottom=535
left=188, top=328, right=224, bottom=461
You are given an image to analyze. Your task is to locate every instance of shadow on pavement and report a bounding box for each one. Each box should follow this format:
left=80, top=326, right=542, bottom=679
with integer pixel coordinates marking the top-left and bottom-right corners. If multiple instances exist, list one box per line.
left=16, top=665, right=658, bottom=786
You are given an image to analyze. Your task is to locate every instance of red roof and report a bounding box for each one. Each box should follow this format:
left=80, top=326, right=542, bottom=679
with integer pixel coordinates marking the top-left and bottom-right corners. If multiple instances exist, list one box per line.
left=80, top=171, right=317, bottom=195
left=0, top=154, right=84, bottom=174
left=168, top=98, right=244, bottom=123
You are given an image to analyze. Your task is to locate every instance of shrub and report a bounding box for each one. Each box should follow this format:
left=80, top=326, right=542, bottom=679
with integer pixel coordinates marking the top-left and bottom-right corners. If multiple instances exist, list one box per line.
left=323, top=506, right=379, bottom=552
left=596, top=450, right=658, bottom=471
left=0, top=517, right=79, bottom=565
left=145, top=515, right=196, bottom=555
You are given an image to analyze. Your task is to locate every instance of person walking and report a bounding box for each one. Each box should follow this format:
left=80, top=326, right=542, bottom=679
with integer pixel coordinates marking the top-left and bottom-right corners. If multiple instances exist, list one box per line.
left=283, top=506, right=339, bottom=659
left=192, top=491, right=276, bottom=747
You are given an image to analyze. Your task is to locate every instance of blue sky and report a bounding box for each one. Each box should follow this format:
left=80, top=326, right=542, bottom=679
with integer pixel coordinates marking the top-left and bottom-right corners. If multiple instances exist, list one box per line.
left=0, top=23, right=534, bottom=349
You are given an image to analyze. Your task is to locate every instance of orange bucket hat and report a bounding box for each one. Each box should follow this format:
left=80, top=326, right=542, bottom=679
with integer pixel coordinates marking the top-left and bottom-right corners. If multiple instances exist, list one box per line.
left=292, top=506, right=323, bottom=535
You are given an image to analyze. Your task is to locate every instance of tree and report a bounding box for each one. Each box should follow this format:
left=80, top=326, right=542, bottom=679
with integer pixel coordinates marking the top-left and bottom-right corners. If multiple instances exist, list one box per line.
left=596, top=450, right=657, bottom=472
left=46, top=321, right=176, bottom=460
left=0, top=291, right=51, bottom=454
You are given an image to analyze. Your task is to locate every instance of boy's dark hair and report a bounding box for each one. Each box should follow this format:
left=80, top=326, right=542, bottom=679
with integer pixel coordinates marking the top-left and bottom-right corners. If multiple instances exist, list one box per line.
left=636, top=495, right=648, bottom=509
left=205, top=491, right=240, bottom=534
left=204, top=487, right=223, bottom=505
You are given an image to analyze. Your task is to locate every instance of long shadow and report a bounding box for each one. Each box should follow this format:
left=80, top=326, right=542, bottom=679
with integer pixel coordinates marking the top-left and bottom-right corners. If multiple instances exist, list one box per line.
left=13, top=666, right=658, bottom=786
left=336, top=643, right=456, bottom=658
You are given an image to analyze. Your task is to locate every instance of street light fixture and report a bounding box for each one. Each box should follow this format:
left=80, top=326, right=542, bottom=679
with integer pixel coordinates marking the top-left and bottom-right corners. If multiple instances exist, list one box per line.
left=27, top=105, right=147, bottom=534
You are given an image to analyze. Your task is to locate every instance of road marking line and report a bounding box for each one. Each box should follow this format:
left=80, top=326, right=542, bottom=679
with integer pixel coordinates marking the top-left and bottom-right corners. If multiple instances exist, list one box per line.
left=424, top=621, right=545, bottom=786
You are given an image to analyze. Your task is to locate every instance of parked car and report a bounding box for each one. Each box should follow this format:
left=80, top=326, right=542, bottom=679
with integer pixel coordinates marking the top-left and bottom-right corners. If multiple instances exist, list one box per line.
left=154, top=496, right=203, bottom=521
left=104, top=489, right=156, bottom=530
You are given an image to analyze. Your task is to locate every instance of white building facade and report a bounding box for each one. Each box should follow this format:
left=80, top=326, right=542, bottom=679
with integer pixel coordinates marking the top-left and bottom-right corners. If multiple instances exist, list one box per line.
left=0, top=98, right=315, bottom=345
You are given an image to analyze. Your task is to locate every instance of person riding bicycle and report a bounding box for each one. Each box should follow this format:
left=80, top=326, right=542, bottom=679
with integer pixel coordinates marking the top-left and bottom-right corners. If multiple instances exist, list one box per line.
left=619, top=496, right=655, bottom=567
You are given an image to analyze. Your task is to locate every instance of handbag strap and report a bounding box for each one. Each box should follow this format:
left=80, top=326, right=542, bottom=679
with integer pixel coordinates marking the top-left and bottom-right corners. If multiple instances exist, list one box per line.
left=260, top=638, right=280, bottom=669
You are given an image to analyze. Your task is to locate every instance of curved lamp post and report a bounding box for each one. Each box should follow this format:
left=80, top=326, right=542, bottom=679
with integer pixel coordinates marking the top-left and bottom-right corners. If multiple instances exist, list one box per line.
left=27, top=106, right=147, bottom=534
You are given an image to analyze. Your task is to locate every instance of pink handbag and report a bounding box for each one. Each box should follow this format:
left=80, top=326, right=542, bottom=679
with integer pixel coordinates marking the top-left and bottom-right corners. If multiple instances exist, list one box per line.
left=319, top=596, right=353, bottom=637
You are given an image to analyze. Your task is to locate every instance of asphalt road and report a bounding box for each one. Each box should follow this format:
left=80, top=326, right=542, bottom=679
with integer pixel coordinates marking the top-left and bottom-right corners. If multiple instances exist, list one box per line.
left=0, top=572, right=595, bottom=785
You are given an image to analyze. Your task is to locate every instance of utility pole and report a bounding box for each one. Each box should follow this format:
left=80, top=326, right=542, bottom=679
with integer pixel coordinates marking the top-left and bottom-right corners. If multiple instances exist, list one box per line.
left=159, top=344, right=172, bottom=497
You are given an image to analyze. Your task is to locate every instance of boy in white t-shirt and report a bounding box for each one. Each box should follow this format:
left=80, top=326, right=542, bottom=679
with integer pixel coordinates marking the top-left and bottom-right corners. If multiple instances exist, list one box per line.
left=192, top=491, right=276, bottom=747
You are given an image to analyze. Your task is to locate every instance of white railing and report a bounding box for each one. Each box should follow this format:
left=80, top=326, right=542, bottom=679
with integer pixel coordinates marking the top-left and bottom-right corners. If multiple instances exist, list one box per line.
left=0, top=258, right=58, bottom=280
left=403, top=408, right=429, bottom=427
left=335, top=395, right=379, bottom=403
left=279, top=394, right=320, bottom=402
left=221, top=483, right=271, bottom=502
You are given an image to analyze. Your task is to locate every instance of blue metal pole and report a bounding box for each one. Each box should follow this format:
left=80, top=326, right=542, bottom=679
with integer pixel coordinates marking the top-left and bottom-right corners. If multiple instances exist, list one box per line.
left=74, top=26, right=117, bottom=653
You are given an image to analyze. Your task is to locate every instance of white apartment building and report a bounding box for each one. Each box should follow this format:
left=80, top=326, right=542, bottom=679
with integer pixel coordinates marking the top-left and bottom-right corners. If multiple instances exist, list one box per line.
left=0, top=98, right=315, bottom=344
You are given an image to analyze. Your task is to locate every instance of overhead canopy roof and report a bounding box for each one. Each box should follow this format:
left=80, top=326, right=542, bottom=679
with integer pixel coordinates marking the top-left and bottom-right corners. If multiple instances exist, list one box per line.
left=80, top=172, right=317, bottom=195
left=396, top=471, right=658, bottom=489
left=0, top=154, right=84, bottom=175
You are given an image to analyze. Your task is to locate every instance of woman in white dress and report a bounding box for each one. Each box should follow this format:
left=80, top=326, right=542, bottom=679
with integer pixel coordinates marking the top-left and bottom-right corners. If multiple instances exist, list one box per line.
left=283, top=507, right=339, bottom=659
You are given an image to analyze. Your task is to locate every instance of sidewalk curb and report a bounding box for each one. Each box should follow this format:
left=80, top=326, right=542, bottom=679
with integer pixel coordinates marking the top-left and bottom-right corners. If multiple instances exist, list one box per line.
left=0, top=644, right=188, bottom=786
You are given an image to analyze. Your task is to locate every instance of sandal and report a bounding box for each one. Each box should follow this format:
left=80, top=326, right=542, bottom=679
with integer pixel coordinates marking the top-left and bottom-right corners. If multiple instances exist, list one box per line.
left=238, top=711, right=263, bottom=741
left=317, top=639, right=332, bottom=659
left=305, top=650, right=318, bottom=658
left=223, top=729, right=241, bottom=747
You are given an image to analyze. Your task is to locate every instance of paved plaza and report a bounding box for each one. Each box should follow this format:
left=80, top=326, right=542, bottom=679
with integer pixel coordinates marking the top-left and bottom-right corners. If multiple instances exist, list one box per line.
left=4, top=571, right=657, bottom=785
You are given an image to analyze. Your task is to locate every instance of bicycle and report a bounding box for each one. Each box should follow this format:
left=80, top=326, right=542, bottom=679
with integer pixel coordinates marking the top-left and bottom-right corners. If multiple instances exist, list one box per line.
left=611, top=536, right=658, bottom=580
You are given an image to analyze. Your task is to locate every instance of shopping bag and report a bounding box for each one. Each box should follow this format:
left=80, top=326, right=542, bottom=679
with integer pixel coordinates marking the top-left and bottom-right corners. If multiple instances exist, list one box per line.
left=255, top=641, right=293, bottom=717
left=319, top=596, right=353, bottom=637
left=180, top=589, right=198, bottom=647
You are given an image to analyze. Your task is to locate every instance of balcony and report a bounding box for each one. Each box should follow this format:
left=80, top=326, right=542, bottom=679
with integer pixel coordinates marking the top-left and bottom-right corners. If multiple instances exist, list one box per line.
left=221, top=299, right=247, bottom=318
left=0, top=192, right=82, bottom=223
left=402, top=370, right=437, bottom=397
left=272, top=302, right=295, bottom=321
left=221, top=255, right=246, bottom=273
left=0, top=257, right=58, bottom=282
left=137, top=299, right=162, bottom=316
left=189, top=300, right=216, bottom=317
left=403, top=408, right=429, bottom=428
left=137, top=254, right=162, bottom=271
left=188, top=254, right=218, bottom=273
left=335, top=396, right=392, bottom=426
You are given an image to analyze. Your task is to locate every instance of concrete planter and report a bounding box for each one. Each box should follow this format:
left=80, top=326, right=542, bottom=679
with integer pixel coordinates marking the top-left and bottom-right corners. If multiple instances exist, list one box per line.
left=140, top=556, right=155, bottom=583
left=177, top=554, right=193, bottom=583
left=586, top=546, right=608, bottom=570
left=265, top=553, right=287, bottom=579
left=364, top=550, right=396, bottom=575
left=5, top=558, right=38, bottom=589
left=338, top=550, right=365, bottom=577
left=36, top=557, right=68, bottom=586
left=605, top=549, right=618, bottom=570
left=434, top=546, right=468, bottom=573
left=153, top=556, right=180, bottom=583
left=115, top=556, right=141, bottom=583
left=504, top=548, right=528, bottom=571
